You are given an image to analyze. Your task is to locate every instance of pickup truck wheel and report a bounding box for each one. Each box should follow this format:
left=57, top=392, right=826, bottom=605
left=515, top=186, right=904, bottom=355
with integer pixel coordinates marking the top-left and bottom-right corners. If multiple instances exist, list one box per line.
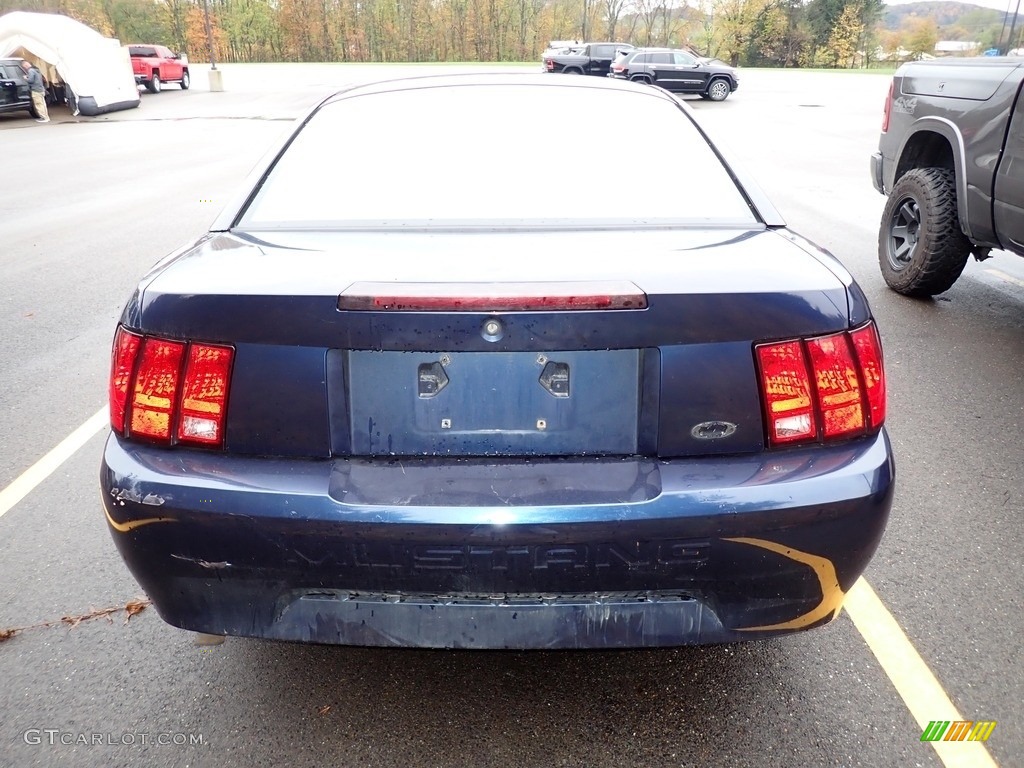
left=180, top=70, right=190, bottom=90
left=878, top=168, right=971, bottom=297
left=706, top=78, right=731, bottom=101
left=147, top=74, right=162, bottom=93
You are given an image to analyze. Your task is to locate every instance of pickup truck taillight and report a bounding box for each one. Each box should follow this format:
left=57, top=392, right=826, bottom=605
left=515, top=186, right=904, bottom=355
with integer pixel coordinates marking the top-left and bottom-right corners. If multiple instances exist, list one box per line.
left=545, top=59, right=554, bottom=71
left=110, top=327, right=234, bottom=447
left=755, top=321, right=885, bottom=446
left=881, top=80, right=893, bottom=133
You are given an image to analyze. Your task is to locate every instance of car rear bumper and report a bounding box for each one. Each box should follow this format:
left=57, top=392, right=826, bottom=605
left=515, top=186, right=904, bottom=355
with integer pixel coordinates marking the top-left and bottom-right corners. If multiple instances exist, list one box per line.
left=101, top=431, right=894, bottom=648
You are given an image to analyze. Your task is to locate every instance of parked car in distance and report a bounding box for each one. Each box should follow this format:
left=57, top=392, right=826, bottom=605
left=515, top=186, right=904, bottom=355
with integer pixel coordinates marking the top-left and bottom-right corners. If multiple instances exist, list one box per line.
left=541, top=39, right=581, bottom=56
left=102, top=74, right=893, bottom=650
left=127, top=44, right=189, bottom=93
left=610, top=47, right=739, bottom=101
left=543, top=42, right=634, bottom=77
left=0, top=57, right=36, bottom=118
left=871, top=57, right=1024, bottom=296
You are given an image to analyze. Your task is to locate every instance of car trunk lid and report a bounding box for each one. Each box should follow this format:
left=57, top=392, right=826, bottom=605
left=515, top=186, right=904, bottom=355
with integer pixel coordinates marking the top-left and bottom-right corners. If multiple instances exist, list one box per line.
left=133, top=227, right=853, bottom=458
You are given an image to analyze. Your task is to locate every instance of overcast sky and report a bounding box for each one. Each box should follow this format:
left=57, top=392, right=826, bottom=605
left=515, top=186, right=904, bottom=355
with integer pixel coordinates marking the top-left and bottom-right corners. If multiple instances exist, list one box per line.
left=884, top=0, right=1023, bottom=13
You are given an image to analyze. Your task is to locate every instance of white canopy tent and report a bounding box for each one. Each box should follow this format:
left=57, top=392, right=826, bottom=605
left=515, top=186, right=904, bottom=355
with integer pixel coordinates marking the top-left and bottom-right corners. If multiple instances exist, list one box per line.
left=0, top=11, right=139, bottom=116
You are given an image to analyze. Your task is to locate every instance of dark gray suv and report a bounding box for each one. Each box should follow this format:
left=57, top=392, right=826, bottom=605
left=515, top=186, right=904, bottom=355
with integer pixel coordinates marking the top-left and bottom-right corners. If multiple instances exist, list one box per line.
left=609, top=48, right=738, bottom=101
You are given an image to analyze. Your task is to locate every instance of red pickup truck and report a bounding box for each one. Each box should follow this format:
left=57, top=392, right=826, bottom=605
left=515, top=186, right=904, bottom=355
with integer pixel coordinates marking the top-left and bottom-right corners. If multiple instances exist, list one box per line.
left=127, top=45, right=189, bottom=93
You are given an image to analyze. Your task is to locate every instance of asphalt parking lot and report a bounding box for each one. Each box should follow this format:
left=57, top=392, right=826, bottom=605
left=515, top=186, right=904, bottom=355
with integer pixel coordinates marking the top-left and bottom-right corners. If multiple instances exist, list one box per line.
left=1, top=64, right=1021, bottom=768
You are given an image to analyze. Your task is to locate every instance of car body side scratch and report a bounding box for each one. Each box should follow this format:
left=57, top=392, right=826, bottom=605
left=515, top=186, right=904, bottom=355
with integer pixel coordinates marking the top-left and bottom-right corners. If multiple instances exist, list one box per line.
left=171, top=554, right=232, bottom=570
left=110, top=487, right=166, bottom=506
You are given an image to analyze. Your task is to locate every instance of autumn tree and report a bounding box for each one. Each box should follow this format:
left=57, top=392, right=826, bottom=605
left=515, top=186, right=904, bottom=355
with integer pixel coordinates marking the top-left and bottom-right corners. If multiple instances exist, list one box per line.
left=713, top=0, right=772, bottom=66
left=215, top=0, right=282, bottom=62
left=102, top=4, right=164, bottom=44
left=602, top=0, right=630, bottom=40
left=903, top=15, right=938, bottom=60
left=184, top=1, right=227, bottom=61
left=826, top=1, right=863, bottom=67
left=744, top=0, right=789, bottom=66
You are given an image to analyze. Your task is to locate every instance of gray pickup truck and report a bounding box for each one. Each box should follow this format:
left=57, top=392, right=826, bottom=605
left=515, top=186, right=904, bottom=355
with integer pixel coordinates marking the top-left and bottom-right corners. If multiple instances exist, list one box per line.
left=871, top=58, right=1024, bottom=296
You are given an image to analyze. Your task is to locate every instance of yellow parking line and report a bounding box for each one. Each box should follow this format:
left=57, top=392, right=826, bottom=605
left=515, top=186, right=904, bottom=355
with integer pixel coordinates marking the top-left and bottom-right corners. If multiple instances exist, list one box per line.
left=0, top=407, right=107, bottom=521
left=984, top=268, right=1024, bottom=289
left=843, top=578, right=999, bottom=767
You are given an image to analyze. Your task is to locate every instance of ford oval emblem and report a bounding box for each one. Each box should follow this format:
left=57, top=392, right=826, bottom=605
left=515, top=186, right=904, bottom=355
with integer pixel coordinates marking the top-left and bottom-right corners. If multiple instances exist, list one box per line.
left=691, top=421, right=738, bottom=440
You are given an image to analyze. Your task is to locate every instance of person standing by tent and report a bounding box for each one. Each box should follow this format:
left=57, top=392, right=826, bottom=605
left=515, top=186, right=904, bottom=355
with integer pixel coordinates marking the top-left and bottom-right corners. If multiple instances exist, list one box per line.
left=20, top=59, right=49, bottom=123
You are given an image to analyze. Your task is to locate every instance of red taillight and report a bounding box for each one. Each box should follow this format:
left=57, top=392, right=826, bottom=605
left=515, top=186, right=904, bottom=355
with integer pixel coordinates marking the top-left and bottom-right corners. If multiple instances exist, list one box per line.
left=110, top=327, right=142, bottom=433
left=177, top=343, right=233, bottom=445
left=806, top=333, right=864, bottom=439
left=756, top=340, right=817, bottom=444
left=109, top=326, right=234, bottom=448
left=850, top=322, right=886, bottom=429
left=545, top=59, right=554, bottom=71
left=756, top=322, right=886, bottom=447
left=130, top=338, right=186, bottom=442
left=881, top=80, right=893, bottom=133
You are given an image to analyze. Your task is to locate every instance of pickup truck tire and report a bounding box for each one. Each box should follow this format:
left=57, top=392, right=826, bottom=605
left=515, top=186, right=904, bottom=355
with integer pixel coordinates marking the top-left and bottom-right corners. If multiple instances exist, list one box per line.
left=180, top=70, right=190, bottom=90
left=878, top=167, right=971, bottom=297
left=706, top=78, right=731, bottom=102
left=148, top=73, right=162, bottom=93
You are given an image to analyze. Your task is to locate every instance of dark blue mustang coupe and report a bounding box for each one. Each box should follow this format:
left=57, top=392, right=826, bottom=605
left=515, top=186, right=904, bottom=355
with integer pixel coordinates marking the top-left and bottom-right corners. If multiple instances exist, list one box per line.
left=101, top=74, right=894, bottom=649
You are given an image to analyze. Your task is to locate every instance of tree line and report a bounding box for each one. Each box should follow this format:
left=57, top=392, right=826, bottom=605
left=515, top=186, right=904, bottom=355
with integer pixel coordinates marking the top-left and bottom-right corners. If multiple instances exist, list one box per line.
left=0, top=0, right=950, bottom=68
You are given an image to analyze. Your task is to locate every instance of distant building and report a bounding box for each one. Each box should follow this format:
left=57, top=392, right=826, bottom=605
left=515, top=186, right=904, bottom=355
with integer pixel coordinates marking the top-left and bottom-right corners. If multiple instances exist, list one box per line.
left=873, top=46, right=935, bottom=63
left=874, top=45, right=913, bottom=62
left=934, top=41, right=981, bottom=56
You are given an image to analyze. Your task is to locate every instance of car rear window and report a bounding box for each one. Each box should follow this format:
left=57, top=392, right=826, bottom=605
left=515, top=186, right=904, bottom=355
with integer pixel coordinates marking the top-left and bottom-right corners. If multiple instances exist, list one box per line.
left=239, top=83, right=758, bottom=229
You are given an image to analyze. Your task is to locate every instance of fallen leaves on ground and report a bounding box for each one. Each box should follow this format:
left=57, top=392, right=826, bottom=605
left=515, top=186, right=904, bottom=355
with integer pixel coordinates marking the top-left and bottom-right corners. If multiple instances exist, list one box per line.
left=0, top=598, right=151, bottom=643
left=123, top=599, right=149, bottom=624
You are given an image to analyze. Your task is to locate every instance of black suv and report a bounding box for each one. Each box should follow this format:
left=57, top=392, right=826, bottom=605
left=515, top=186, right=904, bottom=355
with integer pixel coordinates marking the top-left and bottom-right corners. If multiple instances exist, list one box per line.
left=610, top=48, right=738, bottom=101
left=0, top=58, right=36, bottom=118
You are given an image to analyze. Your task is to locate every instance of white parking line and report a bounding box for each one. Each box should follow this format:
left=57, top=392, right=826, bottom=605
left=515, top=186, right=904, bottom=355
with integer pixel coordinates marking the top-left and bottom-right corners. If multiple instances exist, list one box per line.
left=844, top=578, right=999, bottom=767
left=0, top=407, right=107, bottom=521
